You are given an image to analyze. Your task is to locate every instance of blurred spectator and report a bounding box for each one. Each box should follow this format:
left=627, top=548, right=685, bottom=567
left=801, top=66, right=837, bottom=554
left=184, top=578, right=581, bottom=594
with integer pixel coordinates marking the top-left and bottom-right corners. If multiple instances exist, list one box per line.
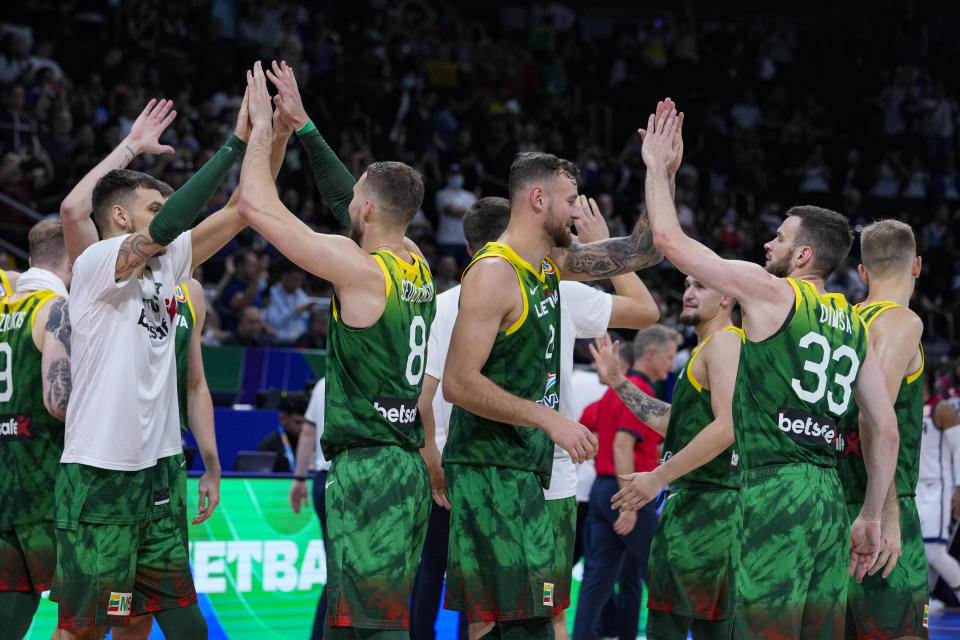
left=225, top=305, right=273, bottom=347
left=256, top=392, right=309, bottom=473
left=432, top=254, right=459, bottom=293
left=295, top=308, right=328, bottom=351
left=434, top=163, right=475, bottom=268
left=0, top=83, right=37, bottom=153
left=265, top=258, right=314, bottom=344
left=216, top=247, right=266, bottom=332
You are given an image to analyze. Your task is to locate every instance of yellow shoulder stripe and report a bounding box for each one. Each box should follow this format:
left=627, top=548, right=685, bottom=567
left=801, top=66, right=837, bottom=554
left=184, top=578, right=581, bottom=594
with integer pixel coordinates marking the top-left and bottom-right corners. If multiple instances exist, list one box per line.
left=685, top=336, right=710, bottom=393
left=179, top=283, right=196, bottom=326
left=786, top=278, right=803, bottom=312
left=907, top=343, right=924, bottom=385
left=372, top=254, right=392, bottom=302
left=28, top=291, right=60, bottom=332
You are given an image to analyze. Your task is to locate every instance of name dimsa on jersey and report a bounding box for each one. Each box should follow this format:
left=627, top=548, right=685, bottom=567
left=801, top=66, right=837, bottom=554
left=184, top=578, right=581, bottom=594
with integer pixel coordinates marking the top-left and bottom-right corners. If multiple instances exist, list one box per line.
left=373, top=396, right=418, bottom=432
left=776, top=406, right=844, bottom=452
left=0, top=414, right=32, bottom=441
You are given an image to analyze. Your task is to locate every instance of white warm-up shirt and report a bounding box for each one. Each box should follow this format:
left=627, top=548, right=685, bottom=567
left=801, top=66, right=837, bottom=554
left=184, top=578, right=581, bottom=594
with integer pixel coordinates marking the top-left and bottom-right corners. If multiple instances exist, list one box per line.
left=543, top=281, right=613, bottom=500
left=62, top=232, right=192, bottom=470
left=424, top=286, right=460, bottom=453
left=306, top=378, right=331, bottom=471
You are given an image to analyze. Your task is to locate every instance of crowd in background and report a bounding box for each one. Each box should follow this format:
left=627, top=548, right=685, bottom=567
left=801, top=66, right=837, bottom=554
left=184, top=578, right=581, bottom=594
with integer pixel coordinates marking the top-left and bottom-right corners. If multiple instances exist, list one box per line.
left=1, top=0, right=960, bottom=357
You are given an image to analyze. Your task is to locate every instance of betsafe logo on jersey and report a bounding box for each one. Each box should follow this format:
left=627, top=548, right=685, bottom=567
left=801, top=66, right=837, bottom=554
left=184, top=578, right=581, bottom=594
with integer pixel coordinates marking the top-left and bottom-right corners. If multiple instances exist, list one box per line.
left=776, top=406, right=844, bottom=452
left=373, top=396, right=418, bottom=431
left=0, top=414, right=32, bottom=440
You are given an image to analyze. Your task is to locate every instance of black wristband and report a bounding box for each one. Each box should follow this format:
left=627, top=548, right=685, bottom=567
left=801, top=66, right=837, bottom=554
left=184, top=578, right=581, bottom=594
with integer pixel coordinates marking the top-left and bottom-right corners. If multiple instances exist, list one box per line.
left=294, top=475, right=308, bottom=482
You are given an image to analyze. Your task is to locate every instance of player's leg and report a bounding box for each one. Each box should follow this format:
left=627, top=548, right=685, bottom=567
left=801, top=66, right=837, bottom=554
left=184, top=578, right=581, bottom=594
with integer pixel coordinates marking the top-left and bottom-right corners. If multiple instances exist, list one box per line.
left=0, top=591, right=40, bottom=640
left=546, top=497, right=576, bottom=640
left=111, top=615, right=154, bottom=640
left=311, top=468, right=330, bottom=640
left=411, top=502, right=453, bottom=640
left=0, top=521, right=57, bottom=640
left=327, top=447, right=430, bottom=632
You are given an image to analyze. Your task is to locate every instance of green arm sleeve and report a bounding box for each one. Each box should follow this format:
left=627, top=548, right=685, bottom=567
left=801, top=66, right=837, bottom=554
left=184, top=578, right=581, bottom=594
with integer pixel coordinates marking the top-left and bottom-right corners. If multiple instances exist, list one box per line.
left=148, top=134, right=246, bottom=246
left=296, top=127, right=355, bottom=227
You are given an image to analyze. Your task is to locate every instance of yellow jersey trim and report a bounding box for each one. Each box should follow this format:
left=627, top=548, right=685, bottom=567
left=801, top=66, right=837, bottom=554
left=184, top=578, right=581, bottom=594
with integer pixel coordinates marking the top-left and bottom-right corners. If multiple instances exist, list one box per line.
left=0, top=270, right=10, bottom=299
left=372, top=254, right=392, bottom=302
left=463, top=244, right=538, bottom=336
left=178, top=283, right=197, bottom=326
left=786, top=278, right=803, bottom=311
left=686, top=326, right=745, bottom=393
left=908, top=344, right=924, bottom=385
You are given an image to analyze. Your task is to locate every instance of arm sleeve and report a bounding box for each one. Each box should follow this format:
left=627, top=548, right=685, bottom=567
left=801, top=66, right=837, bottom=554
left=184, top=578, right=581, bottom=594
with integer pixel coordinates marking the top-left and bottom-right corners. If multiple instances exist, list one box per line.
left=297, top=129, right=356, bottom=227
left=170, top=231, right=193, bottom=284
left=148, top=135, right=246, bottom=246
left=72, top=236, right=134, bottom=302
left=560, top=282, right=613, bottom=339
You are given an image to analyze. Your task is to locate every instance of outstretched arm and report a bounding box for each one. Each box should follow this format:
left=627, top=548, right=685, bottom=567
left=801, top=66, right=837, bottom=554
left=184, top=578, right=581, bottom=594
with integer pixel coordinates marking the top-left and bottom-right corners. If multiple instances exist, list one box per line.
left=237, top=62, right=379, bottom=288
left=553, top=212, right=662, bottom=281
left=38, top=298, right=71, bottom=421
left=61, top=98, right=177, bottom=264
left=185, top=280, right=221, bottom=524
left=589, top=334, right=671, bottom=434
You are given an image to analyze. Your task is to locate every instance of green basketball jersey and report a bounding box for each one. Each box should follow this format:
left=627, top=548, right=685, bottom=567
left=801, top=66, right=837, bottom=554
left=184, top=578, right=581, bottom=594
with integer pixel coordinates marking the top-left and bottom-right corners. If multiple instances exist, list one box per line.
left=443, top=243, right=561, bottom=488
left=173, top=283, right=196, bottom=434
left=663, top=326, right=743, bottom=490
left=0, top=290, right=64, bottom=528
left=733, top=278, right=868, bottom=471
left=320, top=250, right=436, bottom=459
left=836, top=302, right=924, bottom=502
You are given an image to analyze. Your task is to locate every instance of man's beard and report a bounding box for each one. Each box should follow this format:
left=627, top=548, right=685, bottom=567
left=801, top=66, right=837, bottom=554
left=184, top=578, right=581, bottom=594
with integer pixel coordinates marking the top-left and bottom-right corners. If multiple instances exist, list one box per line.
left=349, top=220, right=363, bottom=244
left=765, top=253, right=792, bottom=278
left=546, top=216, right=572, bottom=248
left=679, top=309, right=701, bottom=326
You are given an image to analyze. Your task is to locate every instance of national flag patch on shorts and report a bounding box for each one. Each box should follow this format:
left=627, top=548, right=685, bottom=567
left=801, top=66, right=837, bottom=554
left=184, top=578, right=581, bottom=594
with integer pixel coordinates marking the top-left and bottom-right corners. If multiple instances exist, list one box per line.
left=107, top=592, right=132, bottom=616
left=542, top=582, right=554, bottom=606
left=923, top=603, right=929, bottom=629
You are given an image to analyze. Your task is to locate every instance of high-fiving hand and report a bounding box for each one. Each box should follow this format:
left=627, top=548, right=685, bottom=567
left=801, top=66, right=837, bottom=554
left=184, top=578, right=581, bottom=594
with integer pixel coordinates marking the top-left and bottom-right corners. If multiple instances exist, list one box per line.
left=127, top=98, right=177, bottom=155
left=639, top=98, right=684, bottom=173
left=571, top=195, right=610, bottom=244
left=267, top=60, right=310, bottom=131
left=246, top=61, right=274, bottom=129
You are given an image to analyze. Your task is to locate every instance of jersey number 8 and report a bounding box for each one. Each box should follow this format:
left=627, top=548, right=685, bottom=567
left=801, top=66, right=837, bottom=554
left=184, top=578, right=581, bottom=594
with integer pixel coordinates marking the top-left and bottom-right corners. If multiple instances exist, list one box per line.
left=406, top=316, right=427, bottom=386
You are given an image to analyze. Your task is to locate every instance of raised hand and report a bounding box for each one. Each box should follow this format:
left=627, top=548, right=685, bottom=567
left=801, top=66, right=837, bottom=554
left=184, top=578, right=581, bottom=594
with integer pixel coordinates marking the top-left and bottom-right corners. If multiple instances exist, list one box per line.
left=126, top=98, right=176, bottom=155
left=610, top=471, right=664, bottom=511
left=246, top=61, right=274, bottom=130
left=849, top=514, right=882, bottom=583
left=638, top=98, right=684, bottom=173
left=543, top=414, right=599, bottom=465
left=571, top=195, right=609, bottom=244
left=640, top=100, right=681, bottom=171
left=588, top=334, right=623, bottom=387
left=266, top=59, right=309, bottom=130
left=234, top=87, right=252, bottom=142
left=289, top=479, right=309, bottom=514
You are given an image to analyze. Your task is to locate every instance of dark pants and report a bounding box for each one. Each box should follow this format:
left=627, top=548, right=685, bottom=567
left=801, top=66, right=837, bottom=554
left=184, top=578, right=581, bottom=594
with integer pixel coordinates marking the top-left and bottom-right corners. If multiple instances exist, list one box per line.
left=410, top=502, right=467, bottom=640
left=572, top=477, right=658, bottom=640
left=311, top=469, right=329, bottom=640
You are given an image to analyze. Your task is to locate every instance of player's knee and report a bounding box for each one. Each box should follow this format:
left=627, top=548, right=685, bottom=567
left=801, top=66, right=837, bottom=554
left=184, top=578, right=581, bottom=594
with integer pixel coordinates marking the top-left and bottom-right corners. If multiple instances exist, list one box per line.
left=154, top=604, right=207, bottom=640
left=110, top=615, right=154, bottom=640
left=925, top=542, right=960, bottom=588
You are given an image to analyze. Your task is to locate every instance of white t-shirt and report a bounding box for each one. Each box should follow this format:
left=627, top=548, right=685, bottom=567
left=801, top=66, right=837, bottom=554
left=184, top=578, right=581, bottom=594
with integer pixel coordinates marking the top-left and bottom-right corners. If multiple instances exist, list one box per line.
left=544, top=281, right=613, bottom=500
left=306, top=378, right=330, bottom=471
left=434, top=188, right=476, bottom=246
left=424, top=286, right=460, bottom=453
left=63, top=232, right=193, bottom=471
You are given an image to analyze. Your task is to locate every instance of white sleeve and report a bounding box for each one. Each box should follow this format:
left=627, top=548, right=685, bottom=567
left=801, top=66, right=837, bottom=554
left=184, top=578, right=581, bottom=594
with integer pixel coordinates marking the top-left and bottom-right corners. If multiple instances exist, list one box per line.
left=71, top=236, right=135, bottom=304
left=425, top=290, right=456, bottom=380
left=560, top=281, right=613, bottom=339
left=169, top=230, right=193, bottom=284
left=305, top=378, right=325, bottom=433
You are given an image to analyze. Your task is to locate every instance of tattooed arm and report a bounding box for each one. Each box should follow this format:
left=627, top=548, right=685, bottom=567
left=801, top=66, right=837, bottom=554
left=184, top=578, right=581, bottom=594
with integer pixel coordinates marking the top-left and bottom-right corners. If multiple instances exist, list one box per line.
left=590, top=334, right=671, bottom=434
left=114, top=228, right=167, bottom=281
left=36, top=297, right=72, bottom=421
left=553, top=212, right=663, bottom=281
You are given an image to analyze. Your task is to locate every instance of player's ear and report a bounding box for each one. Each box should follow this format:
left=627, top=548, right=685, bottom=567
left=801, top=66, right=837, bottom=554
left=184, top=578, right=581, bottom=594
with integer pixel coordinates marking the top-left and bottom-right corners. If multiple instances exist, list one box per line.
left=529, top=186, right=544, bottom=214
left=857, top=264, right=869, bottom=285
left=912, top=255, right=922, bottom=278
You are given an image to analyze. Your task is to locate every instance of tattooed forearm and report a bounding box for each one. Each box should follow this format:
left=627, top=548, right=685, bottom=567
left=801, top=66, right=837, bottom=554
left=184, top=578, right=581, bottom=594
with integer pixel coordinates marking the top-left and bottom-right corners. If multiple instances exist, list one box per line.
left=45, top=357, right=72, bottom=419
left=564, top=214, right=662, bottom=277
left=121, top=145, right=135, bottom=167
left=613, top=378, right=670, bottom=422
left=45, top=298, right=71, bottom=357
left=115, top=229, right=159, bottom=280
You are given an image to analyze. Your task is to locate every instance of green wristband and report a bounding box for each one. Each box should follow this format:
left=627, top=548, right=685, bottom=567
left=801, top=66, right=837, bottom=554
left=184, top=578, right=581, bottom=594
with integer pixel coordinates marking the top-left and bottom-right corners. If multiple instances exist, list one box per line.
left=296, top=120, right=317, bottom=136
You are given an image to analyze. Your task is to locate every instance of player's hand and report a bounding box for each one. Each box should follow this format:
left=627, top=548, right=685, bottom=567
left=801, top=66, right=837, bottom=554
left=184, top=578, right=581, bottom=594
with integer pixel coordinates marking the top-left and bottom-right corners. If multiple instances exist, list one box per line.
left=266, top=59, right=310, bottom=131
left=420, top=443, right=451, bottom=510
left=638, top=97, right=684, bottom=174
left=869, top=503, right=902, bottom=579
left=273, top=98, right=294, bottom=139
left=849, top=514, right=882, bottom=583
left=610, top=471, right=665, bottom=512
left=193, top=470, right=221, bottom=524
left=234, top=87, right=252, bottom=143
left=126, top=98, right=176, bottom=156
left=639, top=99, right=682, bottom=171
left=543, top=414, right=598, bottom=464
left=589, top=334, right=625, bottom=388
left=289, top=479, right=310, bottom=514
left=246, top=61, right=274, bottom=130
left=613, top=509, right=637, bottom=535
left=570, top=195, right=609, bottom=244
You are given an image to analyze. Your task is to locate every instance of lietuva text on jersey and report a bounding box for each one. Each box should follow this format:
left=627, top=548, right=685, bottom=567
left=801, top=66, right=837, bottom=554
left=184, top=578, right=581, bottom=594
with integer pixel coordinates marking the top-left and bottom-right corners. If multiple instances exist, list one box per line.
left=534, top=287, right=559, bottom=318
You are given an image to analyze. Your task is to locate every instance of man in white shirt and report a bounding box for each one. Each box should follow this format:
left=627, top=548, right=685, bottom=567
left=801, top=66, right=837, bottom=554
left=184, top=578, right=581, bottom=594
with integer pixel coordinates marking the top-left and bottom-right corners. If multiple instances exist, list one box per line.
left=265, top=258, right=314, bottom=343
left=413, top=196, right=660, bottom=640
left=53, top=94, right=256, bottom=639
left=434, top=164, right=477, bottom=269
left=291, top=378, right=332, bottom=640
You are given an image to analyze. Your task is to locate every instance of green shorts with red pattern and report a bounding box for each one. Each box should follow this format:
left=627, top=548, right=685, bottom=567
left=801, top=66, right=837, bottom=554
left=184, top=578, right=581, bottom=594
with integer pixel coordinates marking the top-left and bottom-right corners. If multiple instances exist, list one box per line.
left=52, top=454, right=196, bottom=629
left=0, top=520, right=56, bottom=593
left=844, top=497, right=928, bottom=640
left=646, top=484, right=739, bottom=640
left=733, top=463, right=850, bottom=640
left=546, top=496, right=576, bottom=613
left=445, top=463, right=563, bottom=623
left=325, top=445, right=430, bottom=630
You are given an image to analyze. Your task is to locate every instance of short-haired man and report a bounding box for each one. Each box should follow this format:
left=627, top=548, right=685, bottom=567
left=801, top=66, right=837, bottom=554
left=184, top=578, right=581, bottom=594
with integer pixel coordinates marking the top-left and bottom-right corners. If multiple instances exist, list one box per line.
left=591, top=275, right=743, bottom=640
left=0, top=219, right=72, bottom=639
left=614, top=99, right=899, bottom=639
left=441, top=149, right=663, bottom=640
left=239, top=62, right=436, bottom=639
left=833, top=219, right=929, bottom=639
left=573, top=324, right=679, bottom=640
